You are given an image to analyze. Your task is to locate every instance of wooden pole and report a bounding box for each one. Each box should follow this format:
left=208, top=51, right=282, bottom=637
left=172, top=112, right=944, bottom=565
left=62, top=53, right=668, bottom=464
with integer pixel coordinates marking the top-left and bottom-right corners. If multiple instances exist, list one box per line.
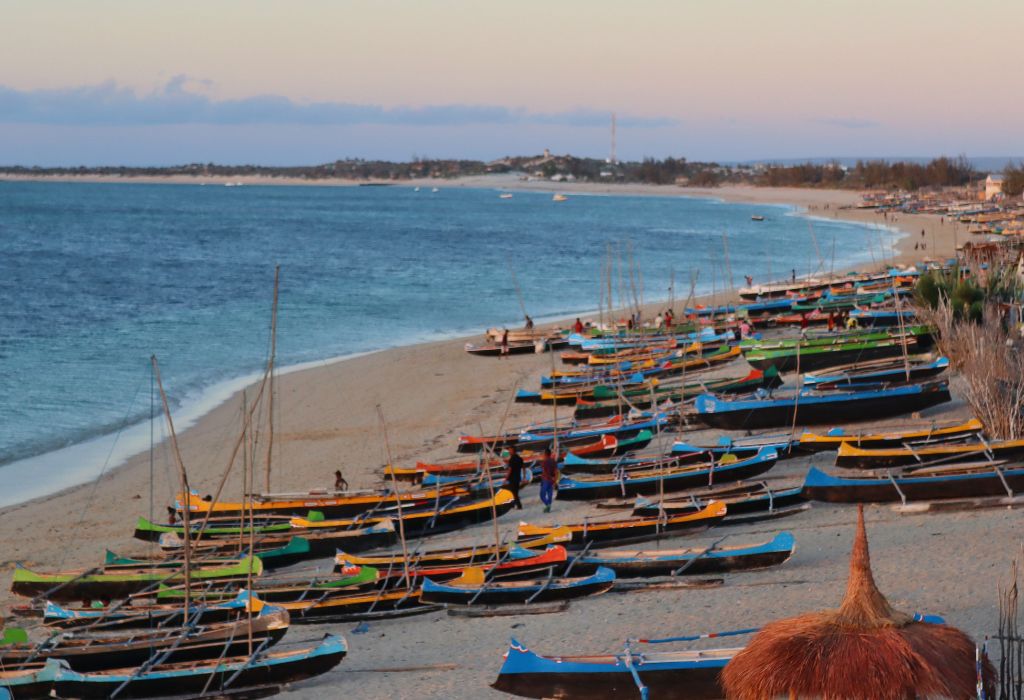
left=264, top=266, right=280, bottom=493
left=151, top=355, right=192, bottom=615
left=377, top=405, right=411, bottom=587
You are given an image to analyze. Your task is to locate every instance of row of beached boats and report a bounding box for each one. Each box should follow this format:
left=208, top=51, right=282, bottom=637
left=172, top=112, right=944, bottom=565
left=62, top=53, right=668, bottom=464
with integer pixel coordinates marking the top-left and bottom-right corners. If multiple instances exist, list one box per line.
left=4, top=263, right=1010, bottom=698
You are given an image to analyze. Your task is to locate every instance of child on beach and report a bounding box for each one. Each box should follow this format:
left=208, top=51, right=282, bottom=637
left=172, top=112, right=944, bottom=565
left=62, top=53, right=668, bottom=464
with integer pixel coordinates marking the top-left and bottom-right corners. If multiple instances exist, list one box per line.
left=500, top=328, right=509, bottom=358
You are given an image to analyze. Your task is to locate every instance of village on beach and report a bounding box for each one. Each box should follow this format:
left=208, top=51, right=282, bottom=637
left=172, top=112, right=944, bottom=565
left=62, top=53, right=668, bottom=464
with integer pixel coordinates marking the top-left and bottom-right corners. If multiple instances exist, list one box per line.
left=4, top=186, right=1024, bottom=699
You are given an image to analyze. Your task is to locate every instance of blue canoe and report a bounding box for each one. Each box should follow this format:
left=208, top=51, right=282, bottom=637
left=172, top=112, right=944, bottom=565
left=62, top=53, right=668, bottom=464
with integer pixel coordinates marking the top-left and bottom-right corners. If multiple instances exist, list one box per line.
left=556, top=447, right=778, bottom=500
left=802, top=356, right=948, bottom=389
left=802, top=463, right=1024, bottom=503
left=493, top=613, right=945, bottom=699
left=0, top=658, right=62, bottom=699
left=694, top=381, right=951, bottom=430
left=575, top=532, right=796, bottom=577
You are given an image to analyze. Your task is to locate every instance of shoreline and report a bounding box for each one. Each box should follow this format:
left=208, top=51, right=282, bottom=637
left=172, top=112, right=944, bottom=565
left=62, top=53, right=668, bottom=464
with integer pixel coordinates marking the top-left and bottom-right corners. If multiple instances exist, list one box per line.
left=0, top=180, right=916, bottom=512
left=0, top=178, right=935, bottom=514
left=1, top=176, right=995, bottom=700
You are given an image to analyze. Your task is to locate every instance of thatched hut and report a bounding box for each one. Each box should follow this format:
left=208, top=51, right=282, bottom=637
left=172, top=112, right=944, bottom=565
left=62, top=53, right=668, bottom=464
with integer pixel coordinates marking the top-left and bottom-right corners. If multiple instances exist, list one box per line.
left=721, top=505, right=993, bottom=699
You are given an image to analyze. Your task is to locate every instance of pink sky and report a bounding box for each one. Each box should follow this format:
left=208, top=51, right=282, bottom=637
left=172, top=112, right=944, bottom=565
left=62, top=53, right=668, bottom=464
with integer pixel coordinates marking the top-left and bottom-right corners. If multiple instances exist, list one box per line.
left=0, top=1, right=1019, bottom=164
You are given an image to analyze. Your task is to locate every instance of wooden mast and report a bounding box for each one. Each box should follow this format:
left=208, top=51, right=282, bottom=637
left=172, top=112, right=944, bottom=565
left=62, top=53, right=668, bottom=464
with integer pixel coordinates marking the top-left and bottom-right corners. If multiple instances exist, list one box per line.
left=377, top=405, right=411, bottom=587
left=151, top=355, right=192, bottom=615
left=264, top=266, right=280, bottom=493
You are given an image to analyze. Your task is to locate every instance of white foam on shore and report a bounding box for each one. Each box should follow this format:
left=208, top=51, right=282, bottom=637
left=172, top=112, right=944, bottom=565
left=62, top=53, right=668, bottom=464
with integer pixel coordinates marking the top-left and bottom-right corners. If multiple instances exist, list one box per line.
left=0, top=349, right=382, bottom=510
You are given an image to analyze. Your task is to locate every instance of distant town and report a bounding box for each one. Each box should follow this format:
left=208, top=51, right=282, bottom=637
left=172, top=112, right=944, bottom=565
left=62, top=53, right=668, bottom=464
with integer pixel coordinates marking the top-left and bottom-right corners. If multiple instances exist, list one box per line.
left=2, top=152, right=1022, bottom=198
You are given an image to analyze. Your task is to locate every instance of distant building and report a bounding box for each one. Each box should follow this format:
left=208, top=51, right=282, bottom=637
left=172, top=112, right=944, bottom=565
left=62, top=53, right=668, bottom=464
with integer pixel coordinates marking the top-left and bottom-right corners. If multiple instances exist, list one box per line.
left=986, top=174, right=1005, bottom=200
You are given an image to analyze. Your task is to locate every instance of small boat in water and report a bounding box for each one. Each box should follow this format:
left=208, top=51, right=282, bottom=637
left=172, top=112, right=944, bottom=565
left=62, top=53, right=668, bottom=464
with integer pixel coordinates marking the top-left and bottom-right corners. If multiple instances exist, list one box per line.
left=751, top=215, right=765, bottom=221
left=552, top=194, right=568, bottom=202
left=500, top=193, right=514, bottom=199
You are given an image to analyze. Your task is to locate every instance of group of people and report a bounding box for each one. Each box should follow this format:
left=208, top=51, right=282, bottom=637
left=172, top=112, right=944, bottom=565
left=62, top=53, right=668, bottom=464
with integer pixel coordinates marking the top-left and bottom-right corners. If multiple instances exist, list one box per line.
left=504, top=444, right=559, bottom=513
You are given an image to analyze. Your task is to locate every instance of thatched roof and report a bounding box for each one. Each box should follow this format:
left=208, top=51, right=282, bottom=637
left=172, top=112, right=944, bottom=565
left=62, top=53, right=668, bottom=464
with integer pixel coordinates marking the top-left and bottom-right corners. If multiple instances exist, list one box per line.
left=721, top=505, right=993, bottom=699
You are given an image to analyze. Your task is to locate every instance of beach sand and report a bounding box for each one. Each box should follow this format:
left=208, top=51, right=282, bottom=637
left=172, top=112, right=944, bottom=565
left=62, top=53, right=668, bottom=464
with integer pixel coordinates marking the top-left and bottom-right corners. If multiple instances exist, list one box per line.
left=0, top=177, right=1010, bottom=699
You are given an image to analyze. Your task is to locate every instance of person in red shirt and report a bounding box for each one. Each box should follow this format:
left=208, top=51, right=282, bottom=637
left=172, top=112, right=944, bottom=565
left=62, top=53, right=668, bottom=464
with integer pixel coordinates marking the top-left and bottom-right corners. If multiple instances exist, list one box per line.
left=539, top=446, right=559, bottom=512
left=573, top=317, right=584, bottom=334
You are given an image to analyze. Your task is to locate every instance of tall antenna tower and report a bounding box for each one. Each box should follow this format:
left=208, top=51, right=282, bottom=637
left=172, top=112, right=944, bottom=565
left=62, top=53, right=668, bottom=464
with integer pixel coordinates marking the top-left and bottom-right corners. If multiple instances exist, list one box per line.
left=610, top=112, right=617, bottom=164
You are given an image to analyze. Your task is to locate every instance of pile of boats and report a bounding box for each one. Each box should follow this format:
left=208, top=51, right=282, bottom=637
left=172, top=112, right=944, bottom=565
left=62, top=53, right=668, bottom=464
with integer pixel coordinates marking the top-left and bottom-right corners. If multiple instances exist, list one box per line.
left=5, top=264, right=1015, bottom=698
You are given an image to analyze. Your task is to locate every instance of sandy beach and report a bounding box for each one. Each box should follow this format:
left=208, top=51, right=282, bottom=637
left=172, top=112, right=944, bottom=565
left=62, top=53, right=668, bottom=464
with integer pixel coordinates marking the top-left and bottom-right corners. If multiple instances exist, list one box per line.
left=0, top=177, right=1007, bottom=700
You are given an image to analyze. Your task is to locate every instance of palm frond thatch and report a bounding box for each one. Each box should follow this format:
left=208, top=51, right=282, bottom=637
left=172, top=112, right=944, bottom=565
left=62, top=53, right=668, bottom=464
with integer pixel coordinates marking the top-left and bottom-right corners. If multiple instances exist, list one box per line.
left=721, top=505, right=993, bottom=699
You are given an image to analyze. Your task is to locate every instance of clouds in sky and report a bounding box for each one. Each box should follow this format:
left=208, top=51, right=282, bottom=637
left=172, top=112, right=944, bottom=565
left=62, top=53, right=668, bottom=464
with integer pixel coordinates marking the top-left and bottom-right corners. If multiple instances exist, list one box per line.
left=0, top=77, right=678, bottom=129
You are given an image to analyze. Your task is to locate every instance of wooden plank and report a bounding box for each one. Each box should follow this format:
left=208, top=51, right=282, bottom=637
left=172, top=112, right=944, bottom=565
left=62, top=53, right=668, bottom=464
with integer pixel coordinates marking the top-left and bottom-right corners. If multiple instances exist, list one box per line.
left=447, top=601, right=570, bottom=618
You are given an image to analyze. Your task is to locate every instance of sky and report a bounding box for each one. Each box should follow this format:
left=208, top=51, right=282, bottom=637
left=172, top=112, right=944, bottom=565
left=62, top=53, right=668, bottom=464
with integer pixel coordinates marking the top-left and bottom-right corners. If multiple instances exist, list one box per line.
left=0, top=0, right=1020, bottom=165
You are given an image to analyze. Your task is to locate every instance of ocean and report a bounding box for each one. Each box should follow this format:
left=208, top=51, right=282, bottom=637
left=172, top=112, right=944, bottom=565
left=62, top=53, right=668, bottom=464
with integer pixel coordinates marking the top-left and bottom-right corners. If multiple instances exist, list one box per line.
left=0, top=181, right=901, bottom=506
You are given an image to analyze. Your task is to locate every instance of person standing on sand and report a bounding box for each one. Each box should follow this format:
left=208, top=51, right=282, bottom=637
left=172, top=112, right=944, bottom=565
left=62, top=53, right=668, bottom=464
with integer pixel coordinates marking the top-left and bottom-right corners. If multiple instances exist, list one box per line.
left=573, top=317, right=584, bottom=334
left=744, top=275, right=753, bottom=287
left=539, top=446, right=558, bottom=513
left=827, top=311, right=835, bottom=333
left=791, top=269, right=796, bottom=283
left=525, top=315, right=534, bottom=329
left=505, top=446, right=524, bottom=510
left=800, top=313, right=809, bottom=339
left=334, top=470, right=348, bottom=491
left=500, top=328, right=509, bottom=358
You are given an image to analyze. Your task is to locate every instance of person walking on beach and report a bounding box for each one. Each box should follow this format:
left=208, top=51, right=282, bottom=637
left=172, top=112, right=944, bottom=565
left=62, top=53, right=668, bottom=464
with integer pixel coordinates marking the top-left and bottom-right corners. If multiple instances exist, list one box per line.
left=334, top=470, right=348, bottom=491
left=505, top=446, right=524, bottom=510
left=664, top=309, right=674, bottom=328
left=525, top=315, right=534, bottom=329
left=500, top=328, right=509, bottom=358
left=539, top=446, right=558, bottom=513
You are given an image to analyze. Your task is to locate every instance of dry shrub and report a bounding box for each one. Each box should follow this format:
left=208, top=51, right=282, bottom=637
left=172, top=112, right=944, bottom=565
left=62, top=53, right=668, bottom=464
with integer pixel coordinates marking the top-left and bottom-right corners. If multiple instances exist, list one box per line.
left=915, top=299, right=1024, bottom=440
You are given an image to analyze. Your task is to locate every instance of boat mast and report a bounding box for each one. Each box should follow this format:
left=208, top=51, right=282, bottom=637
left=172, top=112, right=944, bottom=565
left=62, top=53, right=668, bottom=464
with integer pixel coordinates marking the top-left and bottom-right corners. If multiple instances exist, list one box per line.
left=152, top=355, right=192, bottom=615
left=264, top=266, right=280, bottom=493
left=377, top=405, right=411, bottom=587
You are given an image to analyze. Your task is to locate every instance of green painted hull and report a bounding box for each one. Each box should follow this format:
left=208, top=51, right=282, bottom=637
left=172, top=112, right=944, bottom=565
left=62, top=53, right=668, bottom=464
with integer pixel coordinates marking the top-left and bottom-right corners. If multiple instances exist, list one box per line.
left=11, top=556, right=262, bottom=602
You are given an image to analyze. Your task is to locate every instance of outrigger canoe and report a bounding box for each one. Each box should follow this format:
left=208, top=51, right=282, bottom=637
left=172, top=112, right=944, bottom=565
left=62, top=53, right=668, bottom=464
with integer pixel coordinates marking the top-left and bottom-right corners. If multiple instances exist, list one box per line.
left=52, top=633, right=347, bottom=699
left=10, top=556, right=263, bottom=602
left=801, top=463, right=1024, bottom=503
left=798, top=418, right=983, bottom=452
left=177, top=485, right=469, bottom=519
left=492, top=637, right=736, bottom=699
left=835, top=437, right=1024, bottom=469
left=420, top=566, right=616, bottom=605
left=573, top=532, right=795, bottom=578
left=555, top=448, right=778, bottom=500
left=694, top=382, right=951, bottom=430
left=517, top=501, right=727, bottom=548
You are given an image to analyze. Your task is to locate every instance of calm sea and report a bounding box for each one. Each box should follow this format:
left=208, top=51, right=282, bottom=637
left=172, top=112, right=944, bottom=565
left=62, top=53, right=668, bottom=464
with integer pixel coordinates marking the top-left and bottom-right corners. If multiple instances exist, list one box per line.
left=0, top=181, right=900, bottom=505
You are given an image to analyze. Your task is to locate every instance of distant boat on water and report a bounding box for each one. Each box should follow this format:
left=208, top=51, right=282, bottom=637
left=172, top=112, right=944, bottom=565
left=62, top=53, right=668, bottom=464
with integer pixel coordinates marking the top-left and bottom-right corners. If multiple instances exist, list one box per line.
left=751, top=215, right=765, bottom=221
left=499, top=193, right=514, bottom=199
left=414, top=186, right=421, bottom=192
left=432, top=187, right=440, bottom=193
left=553, top=194, right=568, bottom=202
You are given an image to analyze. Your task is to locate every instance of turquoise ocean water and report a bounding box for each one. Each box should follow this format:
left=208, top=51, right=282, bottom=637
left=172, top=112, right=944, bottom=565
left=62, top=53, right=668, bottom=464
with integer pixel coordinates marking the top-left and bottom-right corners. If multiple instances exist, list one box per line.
left=0, top=181, right=901, bottom=506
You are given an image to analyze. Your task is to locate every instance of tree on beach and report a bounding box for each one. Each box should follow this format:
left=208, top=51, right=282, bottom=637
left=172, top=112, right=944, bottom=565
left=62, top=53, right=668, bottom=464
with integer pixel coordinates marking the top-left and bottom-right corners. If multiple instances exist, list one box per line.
left=1002, top=163, right=1024, bottom=198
